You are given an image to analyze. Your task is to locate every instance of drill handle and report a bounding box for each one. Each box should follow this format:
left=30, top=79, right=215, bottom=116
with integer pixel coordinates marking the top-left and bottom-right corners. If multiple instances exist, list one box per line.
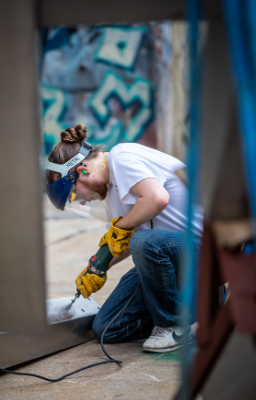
left=89, top=245, right=113, bottom=273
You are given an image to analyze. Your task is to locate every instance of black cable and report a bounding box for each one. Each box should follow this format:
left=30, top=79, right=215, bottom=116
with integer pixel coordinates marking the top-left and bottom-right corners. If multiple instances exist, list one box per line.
left=0, top=360, right=116, bottom=383
left=0, top=283, right=141, bottom=383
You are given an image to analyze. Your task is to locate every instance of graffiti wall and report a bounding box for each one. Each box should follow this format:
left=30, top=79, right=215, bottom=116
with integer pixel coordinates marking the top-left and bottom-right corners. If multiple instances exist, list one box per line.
left=40, top=25, right=157, bottom=158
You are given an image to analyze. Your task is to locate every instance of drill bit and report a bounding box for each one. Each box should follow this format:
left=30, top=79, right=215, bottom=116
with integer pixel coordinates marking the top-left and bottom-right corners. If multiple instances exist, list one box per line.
left=71, top=290, right=81, bottom=304
left=65, top=290, right=80, bottom=311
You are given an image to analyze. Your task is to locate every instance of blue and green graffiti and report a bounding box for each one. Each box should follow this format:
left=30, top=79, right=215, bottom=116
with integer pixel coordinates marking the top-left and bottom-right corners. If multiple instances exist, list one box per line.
left=41, top=86, right=68, bottom=155
left=95, top=26, right=146, bottom=70
left=89, top=71, right=154, bottom=142
left=41, top=24, right=155, bottom=158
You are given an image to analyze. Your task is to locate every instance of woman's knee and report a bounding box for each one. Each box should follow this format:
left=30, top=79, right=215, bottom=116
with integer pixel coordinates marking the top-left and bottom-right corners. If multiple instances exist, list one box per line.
left=92, top=313, right=118, bottom=343
left=131, top=229, right=178, bottom=253
left=92, top=314, right=104, bottom=342
left=130, top=230, right=149, bottom=255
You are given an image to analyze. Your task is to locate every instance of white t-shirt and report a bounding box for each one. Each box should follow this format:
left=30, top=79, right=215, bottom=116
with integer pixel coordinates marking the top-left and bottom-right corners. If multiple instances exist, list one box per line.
left=104, top=143, right=203, bottom=237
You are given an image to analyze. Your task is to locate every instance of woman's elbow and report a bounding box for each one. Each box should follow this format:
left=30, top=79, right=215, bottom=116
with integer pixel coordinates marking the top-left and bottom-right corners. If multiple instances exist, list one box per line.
left=155, top=192, right=170, bottom=211
left=161, top=193, right=170, bottom=208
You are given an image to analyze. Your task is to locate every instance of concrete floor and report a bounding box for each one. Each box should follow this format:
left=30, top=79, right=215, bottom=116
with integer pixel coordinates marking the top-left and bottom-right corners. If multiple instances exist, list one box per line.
left=0, top=196, right=183, bottom=399
left=0, top=342, right=182, bottom=400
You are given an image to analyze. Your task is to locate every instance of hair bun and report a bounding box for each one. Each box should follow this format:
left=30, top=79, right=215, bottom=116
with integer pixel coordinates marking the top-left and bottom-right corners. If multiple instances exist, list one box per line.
left=61, top=124, right=87, bottom=144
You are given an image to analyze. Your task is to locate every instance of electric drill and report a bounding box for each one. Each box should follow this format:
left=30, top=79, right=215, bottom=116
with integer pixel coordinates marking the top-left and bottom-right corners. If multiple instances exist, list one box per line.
left=71, top=244, right=113, bottom=304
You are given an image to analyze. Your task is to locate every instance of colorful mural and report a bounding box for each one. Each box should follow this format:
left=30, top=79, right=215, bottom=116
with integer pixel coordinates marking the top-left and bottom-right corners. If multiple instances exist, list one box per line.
left=40, top=24, right=156, bottom=158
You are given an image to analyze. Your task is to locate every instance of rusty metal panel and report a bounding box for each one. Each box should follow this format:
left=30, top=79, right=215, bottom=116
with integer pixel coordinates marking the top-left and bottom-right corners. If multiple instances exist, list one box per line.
left=0, top=0, right=47, bottom=331
left=218, top=248, right=256, bottom=333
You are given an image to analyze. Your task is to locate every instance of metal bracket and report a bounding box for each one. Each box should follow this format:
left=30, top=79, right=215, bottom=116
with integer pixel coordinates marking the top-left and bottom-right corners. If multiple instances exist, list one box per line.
left=0, top=296, right=100, bottom=368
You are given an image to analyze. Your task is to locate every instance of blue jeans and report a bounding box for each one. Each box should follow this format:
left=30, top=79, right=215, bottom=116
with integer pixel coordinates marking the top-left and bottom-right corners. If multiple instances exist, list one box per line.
left=92, top=229, right=200, bottom=343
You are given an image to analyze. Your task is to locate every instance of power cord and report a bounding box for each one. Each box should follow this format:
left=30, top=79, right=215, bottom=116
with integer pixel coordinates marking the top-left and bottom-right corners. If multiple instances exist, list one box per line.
left=0, top=283, right=141, bottom=383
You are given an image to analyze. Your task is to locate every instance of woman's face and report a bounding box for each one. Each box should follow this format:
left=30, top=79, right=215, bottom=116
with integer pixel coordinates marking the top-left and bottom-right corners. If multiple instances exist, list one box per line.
left=75, top=183, right=100, bottom=202
left=74, top=159, right=108, bottom=201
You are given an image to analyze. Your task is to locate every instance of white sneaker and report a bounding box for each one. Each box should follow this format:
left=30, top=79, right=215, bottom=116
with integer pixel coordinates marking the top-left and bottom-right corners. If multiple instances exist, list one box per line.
left=142, top=326, right=192, bottom=353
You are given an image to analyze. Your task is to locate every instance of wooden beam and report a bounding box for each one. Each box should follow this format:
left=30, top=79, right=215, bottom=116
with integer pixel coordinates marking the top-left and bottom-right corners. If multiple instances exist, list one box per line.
left=0, top=0, right=46, bottom=332
left=39, top=0, right=222, bottom=27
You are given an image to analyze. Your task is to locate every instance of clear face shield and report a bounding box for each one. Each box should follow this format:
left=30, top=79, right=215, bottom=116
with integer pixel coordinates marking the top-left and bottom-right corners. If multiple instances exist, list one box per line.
left=46, top=141, right=109, bottom=222
left=64, top=182, right=108, bottom=222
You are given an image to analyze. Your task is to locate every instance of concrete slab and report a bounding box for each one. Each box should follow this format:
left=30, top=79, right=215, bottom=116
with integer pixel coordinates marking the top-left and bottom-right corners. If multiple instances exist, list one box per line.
left=0, top=341, right=182, bottom=400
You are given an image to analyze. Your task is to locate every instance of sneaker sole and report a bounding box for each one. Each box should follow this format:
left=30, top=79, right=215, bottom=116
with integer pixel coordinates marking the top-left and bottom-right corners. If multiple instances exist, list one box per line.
left=142, top=339, right=192, bottom=353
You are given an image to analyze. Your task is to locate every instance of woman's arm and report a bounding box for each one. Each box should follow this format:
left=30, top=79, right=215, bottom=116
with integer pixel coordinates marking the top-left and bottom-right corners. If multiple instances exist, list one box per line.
left=109, top=249, right=131, bottom=267
left=115, top=178, right=169, bottom=230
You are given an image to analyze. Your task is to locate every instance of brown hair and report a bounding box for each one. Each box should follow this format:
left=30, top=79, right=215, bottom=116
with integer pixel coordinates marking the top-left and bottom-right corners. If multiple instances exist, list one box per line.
left=46, top=124, right=104, bottom=183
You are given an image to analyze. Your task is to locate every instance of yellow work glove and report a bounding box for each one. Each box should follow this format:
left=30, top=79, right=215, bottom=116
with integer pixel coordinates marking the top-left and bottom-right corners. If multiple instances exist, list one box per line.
left=75, top=267, right=107, bottom=299
left=99, top=217, right=135, bottom=257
